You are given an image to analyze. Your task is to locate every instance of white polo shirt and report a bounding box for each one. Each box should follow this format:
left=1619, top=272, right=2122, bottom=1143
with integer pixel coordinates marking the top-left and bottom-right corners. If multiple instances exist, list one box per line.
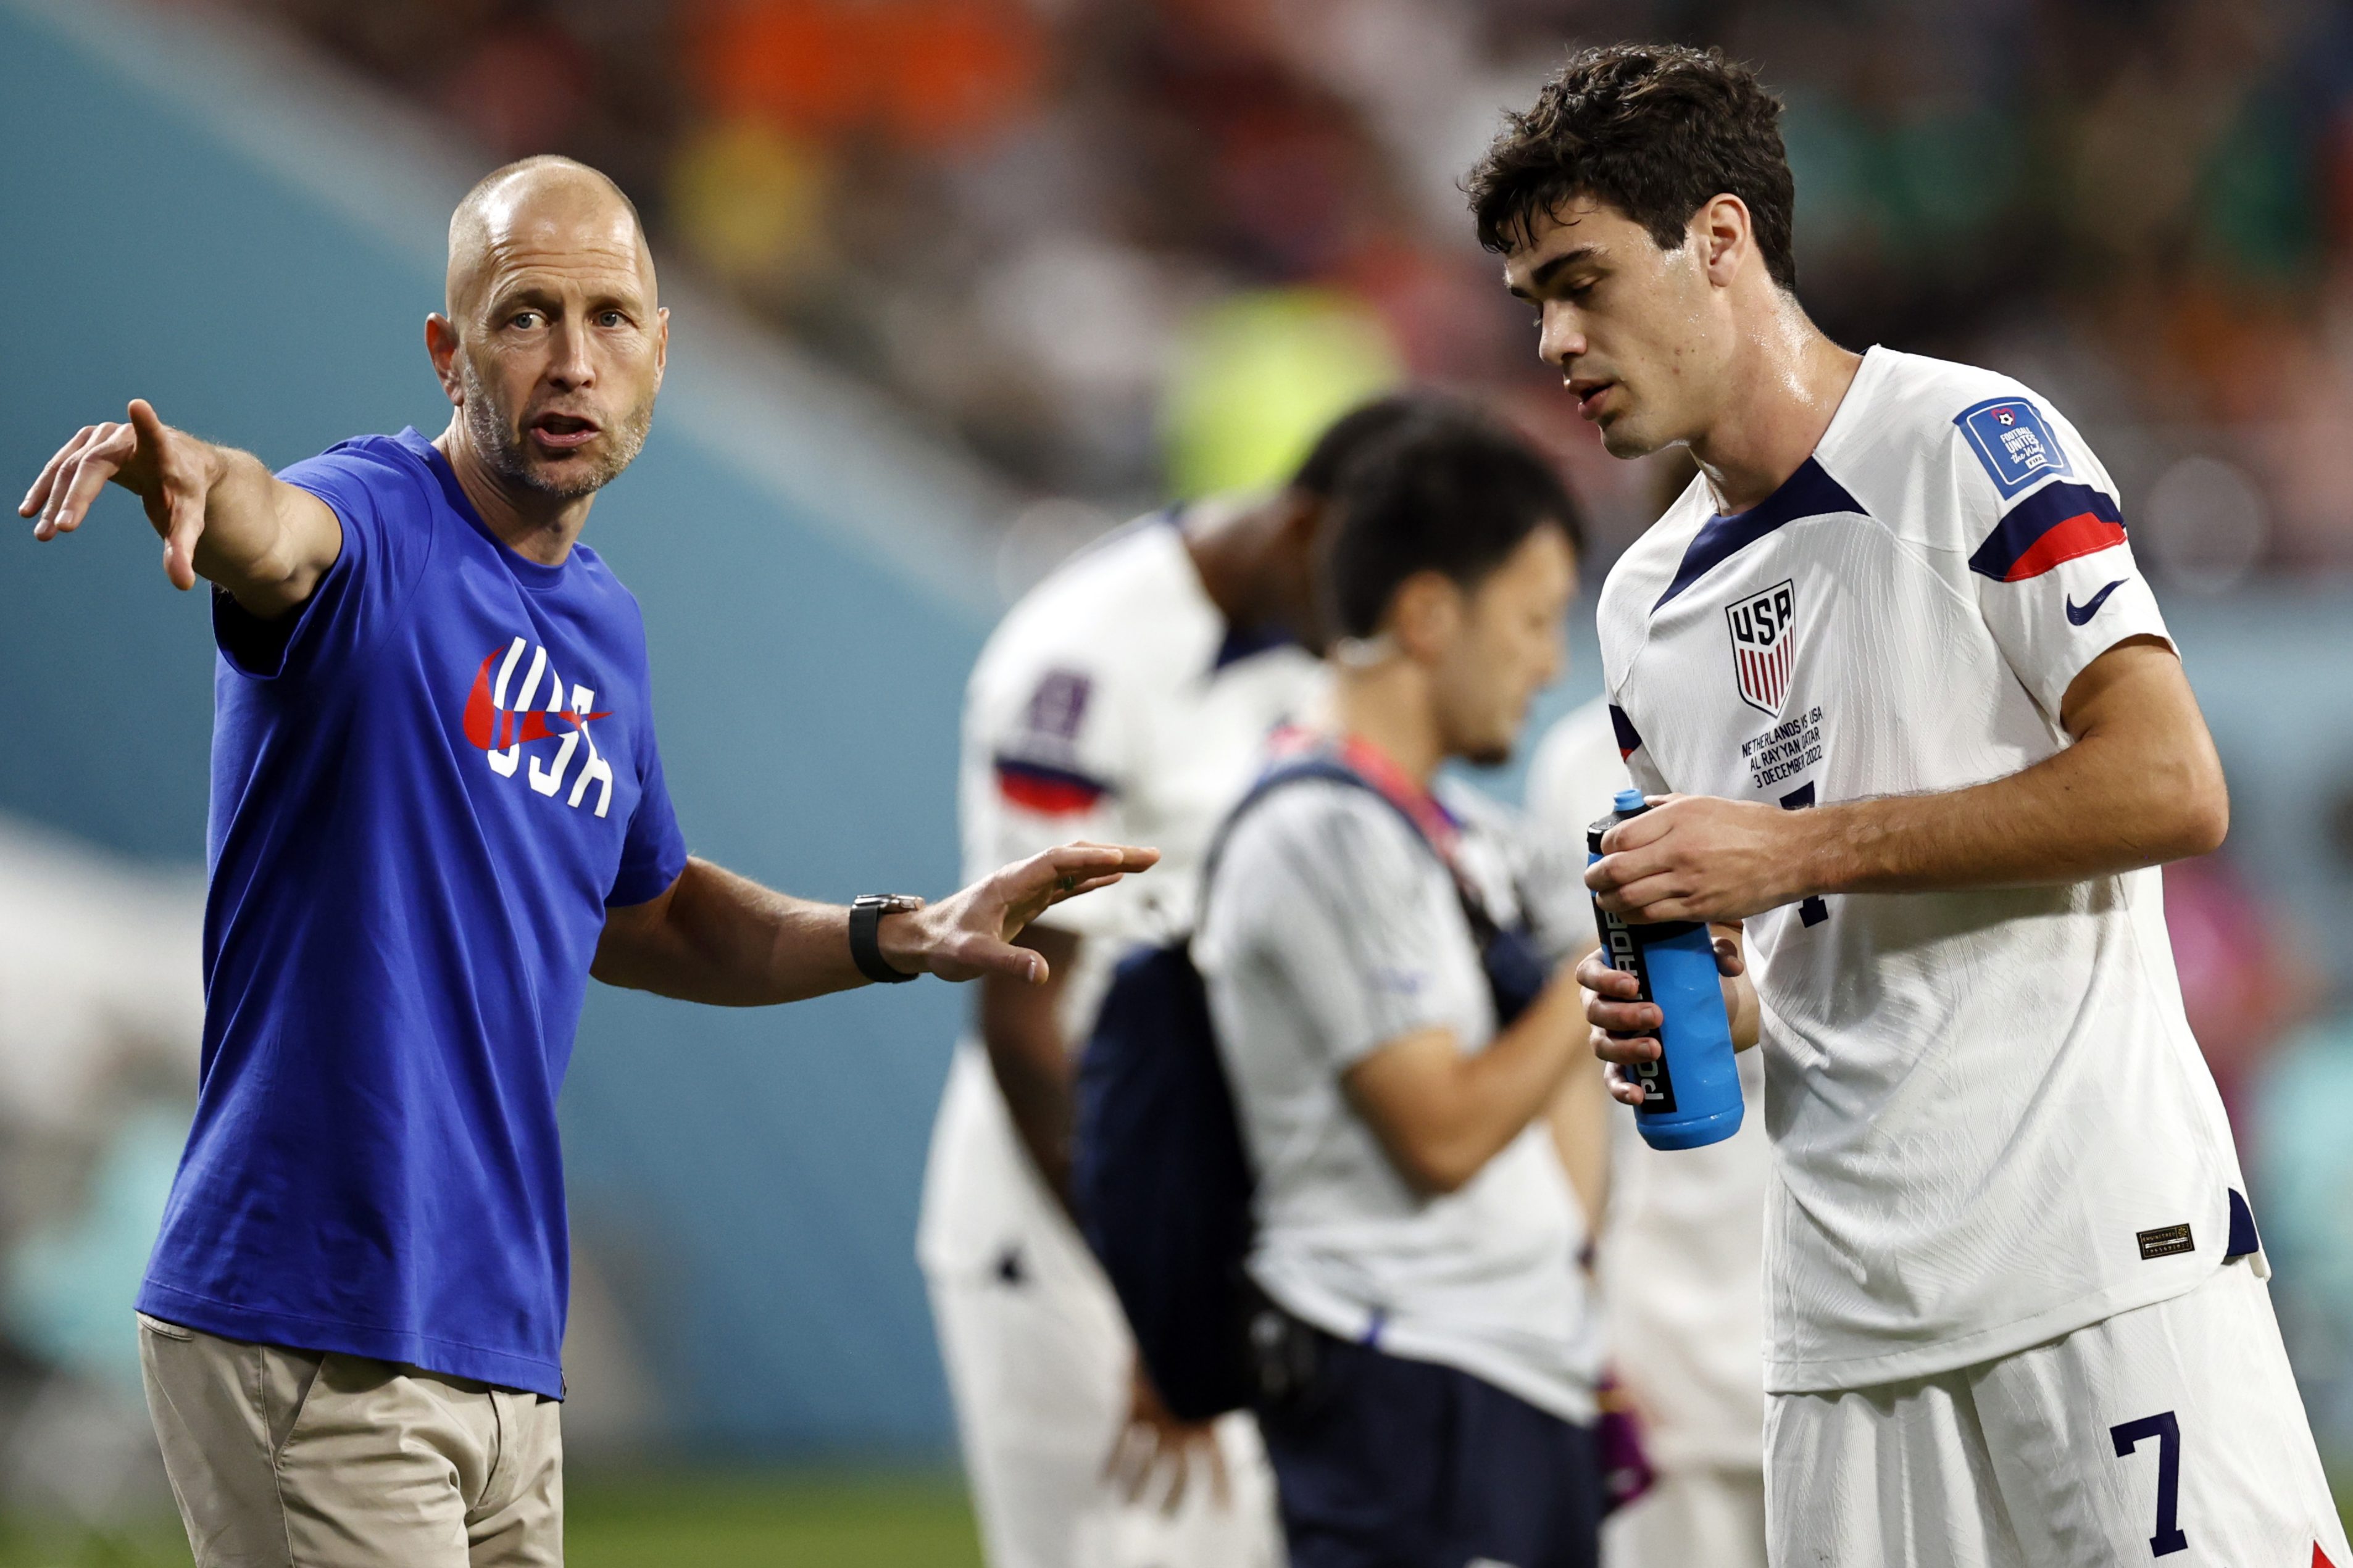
left=1193, top=775, right=1603, bottom=1424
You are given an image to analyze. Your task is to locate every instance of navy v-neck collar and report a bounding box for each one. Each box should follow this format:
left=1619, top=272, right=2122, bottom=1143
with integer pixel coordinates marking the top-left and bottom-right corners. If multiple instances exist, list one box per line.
left=1653, top=456, right=1865, bottom=611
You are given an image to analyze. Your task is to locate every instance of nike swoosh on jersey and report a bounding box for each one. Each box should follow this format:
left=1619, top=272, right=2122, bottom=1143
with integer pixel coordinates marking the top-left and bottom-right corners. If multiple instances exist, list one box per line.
left=462, top=652, right=612, bottom=751
left=2065, top=580, right=2126, bottom=625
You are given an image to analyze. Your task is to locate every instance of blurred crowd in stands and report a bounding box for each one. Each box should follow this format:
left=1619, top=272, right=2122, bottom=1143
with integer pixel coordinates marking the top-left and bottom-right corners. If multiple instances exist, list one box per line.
left=225, top=0, right=2353, bottom=582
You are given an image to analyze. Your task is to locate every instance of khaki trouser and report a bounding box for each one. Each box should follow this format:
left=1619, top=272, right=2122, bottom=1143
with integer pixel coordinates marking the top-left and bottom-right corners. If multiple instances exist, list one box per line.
left=137, top=1313, right=562, bottom=1567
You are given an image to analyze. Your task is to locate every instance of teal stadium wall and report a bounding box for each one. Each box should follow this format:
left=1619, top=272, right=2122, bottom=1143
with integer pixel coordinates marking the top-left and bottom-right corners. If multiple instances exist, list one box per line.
left=0, top=0, right=1001, bottom=1453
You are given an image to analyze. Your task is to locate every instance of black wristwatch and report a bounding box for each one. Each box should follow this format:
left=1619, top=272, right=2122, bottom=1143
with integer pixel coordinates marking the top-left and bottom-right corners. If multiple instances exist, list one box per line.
left=849, top=894, right=925, bottom=984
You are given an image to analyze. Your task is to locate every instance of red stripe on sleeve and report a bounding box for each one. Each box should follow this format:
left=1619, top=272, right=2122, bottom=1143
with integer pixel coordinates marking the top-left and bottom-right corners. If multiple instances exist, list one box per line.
left=997, top=768, right=1106, bottom=816
left=2004, top=512, right=2128, bottom=581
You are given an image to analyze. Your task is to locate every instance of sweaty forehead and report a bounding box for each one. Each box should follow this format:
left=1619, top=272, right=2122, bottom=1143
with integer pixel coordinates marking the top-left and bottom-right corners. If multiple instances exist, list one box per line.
left=447, top=176, right=655, bottom=317
left=1502, top=196, right=1641, bottom=288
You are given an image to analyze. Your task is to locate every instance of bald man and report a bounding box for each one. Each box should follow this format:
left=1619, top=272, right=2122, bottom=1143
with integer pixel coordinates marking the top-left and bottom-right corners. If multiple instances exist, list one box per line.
left=18, top=156, right=1154, bottom=1567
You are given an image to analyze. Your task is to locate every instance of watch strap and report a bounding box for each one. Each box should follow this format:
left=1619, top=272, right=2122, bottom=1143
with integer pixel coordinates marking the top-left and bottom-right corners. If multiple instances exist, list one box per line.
left=850, top=895, right=922, bottom=984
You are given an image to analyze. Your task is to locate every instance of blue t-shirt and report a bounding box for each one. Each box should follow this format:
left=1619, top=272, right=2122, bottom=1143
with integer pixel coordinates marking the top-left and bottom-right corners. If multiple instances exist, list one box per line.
left=138, top=429, right=689, bottom=1398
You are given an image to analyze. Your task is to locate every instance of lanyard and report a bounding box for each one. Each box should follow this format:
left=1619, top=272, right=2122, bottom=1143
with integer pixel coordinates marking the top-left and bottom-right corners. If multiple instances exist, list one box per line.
left=1265, top=726, right=1464, bottom=871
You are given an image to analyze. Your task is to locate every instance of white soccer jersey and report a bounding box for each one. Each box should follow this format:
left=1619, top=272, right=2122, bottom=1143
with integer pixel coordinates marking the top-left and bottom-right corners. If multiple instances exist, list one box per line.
left=917, top=513, right=1325, bottom=1279
left=1596, top=346, right=2247, bottom=1395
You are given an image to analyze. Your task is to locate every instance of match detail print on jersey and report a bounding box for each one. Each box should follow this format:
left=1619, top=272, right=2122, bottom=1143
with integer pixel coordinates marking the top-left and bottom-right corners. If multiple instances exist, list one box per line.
left=462, top=636, right=618, bottom=816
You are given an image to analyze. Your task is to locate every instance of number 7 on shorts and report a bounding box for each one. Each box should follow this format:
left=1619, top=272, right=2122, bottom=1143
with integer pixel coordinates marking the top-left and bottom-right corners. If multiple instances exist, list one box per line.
left=2110, top=1410, right=2188, bottom=1558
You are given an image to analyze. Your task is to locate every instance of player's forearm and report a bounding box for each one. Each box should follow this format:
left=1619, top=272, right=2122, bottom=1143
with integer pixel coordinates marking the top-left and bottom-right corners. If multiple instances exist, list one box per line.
left=985, top=1031, right=1078, bottom=1210
left=594, top=857, right=868, bottom=1005
left=977, top=926, right=1082, bottom=1209
left=1797, top=680, right=2226, bottom=897
left=1801, top=765, right=2196, bottom=895
left=1591, top=646, right=2226, bottom=924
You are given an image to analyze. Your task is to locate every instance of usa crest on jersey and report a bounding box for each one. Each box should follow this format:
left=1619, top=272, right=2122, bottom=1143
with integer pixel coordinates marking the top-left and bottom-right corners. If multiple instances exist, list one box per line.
left=1726, top=579, right=1798, bottom=717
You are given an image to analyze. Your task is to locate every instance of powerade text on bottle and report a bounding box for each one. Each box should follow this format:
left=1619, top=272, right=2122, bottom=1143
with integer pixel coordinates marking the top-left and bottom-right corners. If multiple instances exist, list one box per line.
left=1588, top=789, right=1744, bottom=1150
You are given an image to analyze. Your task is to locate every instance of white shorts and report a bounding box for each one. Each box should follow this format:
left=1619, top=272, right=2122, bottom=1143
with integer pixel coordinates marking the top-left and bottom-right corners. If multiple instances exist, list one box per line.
left=1765, top=1261, right=2347, bottom=1568
left=920, top=1048, right=1281, bottom=1568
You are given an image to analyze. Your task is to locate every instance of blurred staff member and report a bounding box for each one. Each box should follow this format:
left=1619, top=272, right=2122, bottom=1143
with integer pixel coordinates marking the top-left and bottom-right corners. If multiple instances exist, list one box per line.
left=1194, top=409, right=1606, bottom=1568
left=919, top=397, right=1441, bottom=1568
left=17, top=156, right=1152, bottom=1568
left=1527, top=700, right=1770, bottom=1568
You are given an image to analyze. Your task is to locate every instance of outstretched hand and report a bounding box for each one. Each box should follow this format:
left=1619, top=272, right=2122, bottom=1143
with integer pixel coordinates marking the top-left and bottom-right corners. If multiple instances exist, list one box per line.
left=20, top=400, right=214, bottom=590
left=880, top=841, right=1159, bottom=984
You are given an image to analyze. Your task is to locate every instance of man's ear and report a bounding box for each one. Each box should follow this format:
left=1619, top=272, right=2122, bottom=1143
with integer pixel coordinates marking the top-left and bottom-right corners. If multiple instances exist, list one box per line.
left=1388, top=571, right=1462, bottom=662
left=1274, top=489, right=1323, bottom=549
left=425, top=315, right=464, bottom=407
left=1696, top=194, right=1753, bottom=287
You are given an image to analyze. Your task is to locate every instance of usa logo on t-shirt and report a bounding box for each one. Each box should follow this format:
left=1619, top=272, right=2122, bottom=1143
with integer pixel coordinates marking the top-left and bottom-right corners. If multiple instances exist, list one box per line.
left=1726, top=579, right=1799, bottom=718
left=461, top=635, right=618, bottom=816
left=1956, top=396, right=2074, bottom=499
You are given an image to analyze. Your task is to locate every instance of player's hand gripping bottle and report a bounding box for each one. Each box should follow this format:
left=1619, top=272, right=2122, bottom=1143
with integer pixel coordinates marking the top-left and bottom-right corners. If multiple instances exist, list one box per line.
left=1588, top=790, right=1744, bottom=1150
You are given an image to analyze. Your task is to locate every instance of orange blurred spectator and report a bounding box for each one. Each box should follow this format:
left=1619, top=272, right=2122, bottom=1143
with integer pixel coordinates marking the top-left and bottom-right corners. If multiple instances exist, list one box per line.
left=686, top=0, right=1046, bottom=153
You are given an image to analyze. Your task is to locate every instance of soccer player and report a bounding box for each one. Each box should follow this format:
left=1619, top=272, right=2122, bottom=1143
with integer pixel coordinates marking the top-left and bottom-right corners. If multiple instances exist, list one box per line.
left=1470, top=44, right=2350, bottom=1567
left=17, top=156, right=1152, bottom=1567
left=1193, top=407, right=1604, bottom=1568
left=919, top=396, right=1439, bottom=1568
left=1527, top=699, right=1770, bottom=1568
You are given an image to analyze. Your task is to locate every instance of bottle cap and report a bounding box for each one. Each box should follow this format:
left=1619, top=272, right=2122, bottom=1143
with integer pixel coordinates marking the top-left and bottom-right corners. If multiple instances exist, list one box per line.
left=1613, top=789, right=1647, bottom=812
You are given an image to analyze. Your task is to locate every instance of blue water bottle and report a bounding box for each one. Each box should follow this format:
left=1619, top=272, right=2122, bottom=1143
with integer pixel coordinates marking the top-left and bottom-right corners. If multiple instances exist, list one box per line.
left=1588, top=789, right=1744, bottom=1150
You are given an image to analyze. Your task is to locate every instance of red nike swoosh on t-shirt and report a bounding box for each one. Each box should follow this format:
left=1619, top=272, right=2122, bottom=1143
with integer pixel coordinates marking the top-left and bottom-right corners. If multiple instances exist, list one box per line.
left=462, top=652, right=612, bottom=752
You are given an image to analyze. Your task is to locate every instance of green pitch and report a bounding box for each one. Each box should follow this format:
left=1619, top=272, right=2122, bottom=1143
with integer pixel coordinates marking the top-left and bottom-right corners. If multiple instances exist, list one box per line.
left=0, top=1469, right=983, bottom=1568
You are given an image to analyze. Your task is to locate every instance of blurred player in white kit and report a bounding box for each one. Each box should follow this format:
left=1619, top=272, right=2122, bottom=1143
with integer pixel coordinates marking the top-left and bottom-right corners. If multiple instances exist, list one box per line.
left=1528, top=699, right=1770, bottom=1568
left=1475, top=42, right=2347, bottom=1568
left=918, top=399, right=1443, bottom=1568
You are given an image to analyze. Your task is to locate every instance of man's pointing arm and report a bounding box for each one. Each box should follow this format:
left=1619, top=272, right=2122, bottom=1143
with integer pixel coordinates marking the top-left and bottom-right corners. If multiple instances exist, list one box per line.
left=20, top=399, right=343, bottom=619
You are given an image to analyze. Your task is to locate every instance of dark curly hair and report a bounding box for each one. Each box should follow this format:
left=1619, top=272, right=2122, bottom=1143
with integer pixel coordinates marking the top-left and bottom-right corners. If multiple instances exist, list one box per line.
left=1467, top=43, right=1798, bottom=292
